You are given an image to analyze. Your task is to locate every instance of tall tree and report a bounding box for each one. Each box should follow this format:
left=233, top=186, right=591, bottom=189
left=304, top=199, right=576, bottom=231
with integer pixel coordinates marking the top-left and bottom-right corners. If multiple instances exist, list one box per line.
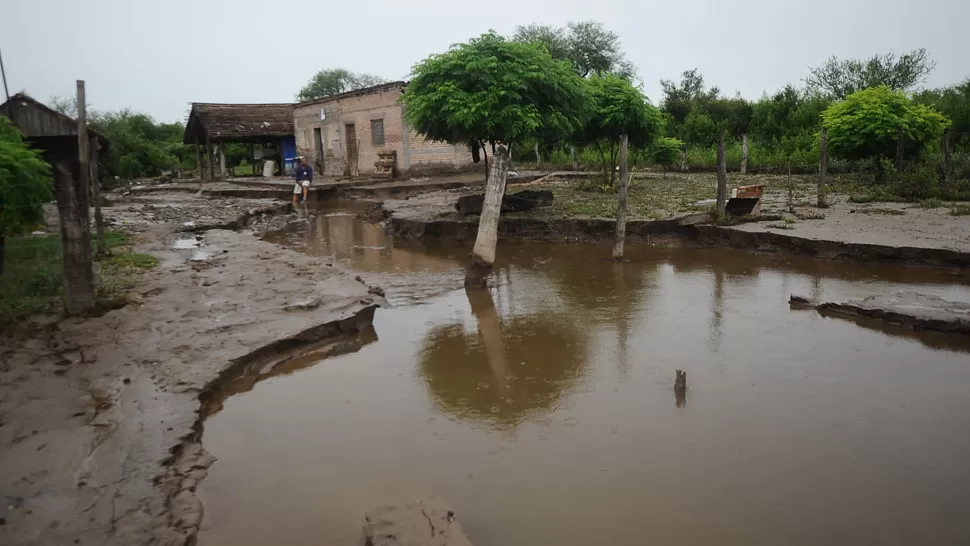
left=0, top=117, right=53, bottom=275
left=402, top=32, right=589, bottom=286
left=805, top=49, right=936, bottom=100
left=513, top=21, right=634, bottom=79
left=821, top=85, right=949, bottom=177
left=297, top=68, right=387, bottom=102
left=576, top=75, right=663, bottom=185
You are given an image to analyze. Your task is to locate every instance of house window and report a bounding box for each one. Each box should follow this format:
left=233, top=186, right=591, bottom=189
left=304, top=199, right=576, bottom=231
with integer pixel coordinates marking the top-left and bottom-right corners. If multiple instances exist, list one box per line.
left=371, top=119, right=385, bottom=146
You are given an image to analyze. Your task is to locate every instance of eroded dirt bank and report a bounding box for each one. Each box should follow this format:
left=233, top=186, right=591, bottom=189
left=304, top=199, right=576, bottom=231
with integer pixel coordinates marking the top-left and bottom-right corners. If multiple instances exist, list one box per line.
left=379, top=188, right=970, bottom=272
left=0, top=218, right=383, bottom=545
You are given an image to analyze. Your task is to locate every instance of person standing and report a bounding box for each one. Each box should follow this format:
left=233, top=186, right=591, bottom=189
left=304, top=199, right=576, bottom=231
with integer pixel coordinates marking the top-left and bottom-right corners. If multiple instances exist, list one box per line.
left=293, top=157, right=313, bottom=205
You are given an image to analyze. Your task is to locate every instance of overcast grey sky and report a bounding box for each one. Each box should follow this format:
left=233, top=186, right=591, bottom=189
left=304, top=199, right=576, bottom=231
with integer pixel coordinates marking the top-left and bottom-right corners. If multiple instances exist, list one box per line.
left=4, top=0, right=969, bottom=123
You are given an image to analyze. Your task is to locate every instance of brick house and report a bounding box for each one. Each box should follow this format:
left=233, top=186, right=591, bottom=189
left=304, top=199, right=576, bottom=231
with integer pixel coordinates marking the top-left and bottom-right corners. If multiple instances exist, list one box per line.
left=293, top=82, right=476, bottom=177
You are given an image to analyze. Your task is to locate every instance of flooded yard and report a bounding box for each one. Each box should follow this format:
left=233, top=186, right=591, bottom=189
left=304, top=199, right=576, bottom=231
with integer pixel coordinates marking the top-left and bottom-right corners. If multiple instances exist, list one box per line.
left=198, top=204, right=970, bottom=546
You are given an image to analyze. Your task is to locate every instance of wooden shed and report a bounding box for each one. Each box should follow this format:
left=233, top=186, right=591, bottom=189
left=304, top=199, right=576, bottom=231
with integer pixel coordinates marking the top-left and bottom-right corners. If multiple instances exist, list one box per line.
left=183, top=102, right=295, bottom=179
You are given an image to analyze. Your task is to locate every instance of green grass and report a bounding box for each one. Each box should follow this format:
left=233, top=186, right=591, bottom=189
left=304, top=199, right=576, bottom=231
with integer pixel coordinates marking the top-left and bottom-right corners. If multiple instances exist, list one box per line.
left=950, top=205, right=970, bottom=216
left=918, top=198, right=944, bottom=209
left=1, top=231, right=157, bottom=324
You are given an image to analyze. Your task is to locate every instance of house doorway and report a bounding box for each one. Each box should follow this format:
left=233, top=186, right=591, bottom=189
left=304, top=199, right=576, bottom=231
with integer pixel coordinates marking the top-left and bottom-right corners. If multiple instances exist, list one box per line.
left=313, top=128, right=324, bottom=173
left=345, top=123, right=358, bottom=176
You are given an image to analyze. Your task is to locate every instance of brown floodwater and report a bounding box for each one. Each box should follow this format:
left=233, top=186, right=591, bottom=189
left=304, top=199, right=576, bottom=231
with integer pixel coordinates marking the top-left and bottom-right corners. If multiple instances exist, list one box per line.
left=199, top=203, right=970, bottom=546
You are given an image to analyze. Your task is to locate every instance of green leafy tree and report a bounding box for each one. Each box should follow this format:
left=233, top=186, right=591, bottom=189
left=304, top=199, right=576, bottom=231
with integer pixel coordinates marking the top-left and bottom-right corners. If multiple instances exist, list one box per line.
left=805, top=49, right=936, bottom=100
left=915, top=78, right=970, bottom=148
left=512, top=21, right=634, bottom=79
left=402, top=31, right=589, bottom=285
left=0, top=117, right=53, bottom=274
left=297, top=68, right=387, bottom=102
left=91, top=111, right=185, bottom=179
left=576, top=75, right=663, bottom=184
left=649, top=136, right=683, bottom=175
left=821, top=85, right=950, bottom=176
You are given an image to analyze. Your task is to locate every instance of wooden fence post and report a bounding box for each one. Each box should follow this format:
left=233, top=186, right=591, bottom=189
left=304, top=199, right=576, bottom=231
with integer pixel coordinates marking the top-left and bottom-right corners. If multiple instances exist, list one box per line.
left=58, top=80, right=96, bottom=314
left=195, top=139, right=202, bottom=178
left=205, top=133, right=213, bottom=181
left=818, top=127, right=828, bottom=207
left=715, top=134, right=728, bottom=216
left=740, top=133, right=748, bottom=174
left=613, top=134, right=630, bottom=260
left=680, top=143, right=688, bottom=172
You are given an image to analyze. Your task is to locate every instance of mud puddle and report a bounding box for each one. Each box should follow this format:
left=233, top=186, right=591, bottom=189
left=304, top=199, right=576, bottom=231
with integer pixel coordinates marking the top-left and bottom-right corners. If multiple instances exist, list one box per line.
left=199, top=203, right=970, bottom=546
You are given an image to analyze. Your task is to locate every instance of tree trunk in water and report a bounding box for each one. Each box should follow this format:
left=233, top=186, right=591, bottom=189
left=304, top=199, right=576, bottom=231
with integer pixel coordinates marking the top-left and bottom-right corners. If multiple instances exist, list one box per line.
left=466, top=143, right=511, bottom=287
left=466, top=286, right=509, bottom=398
left=613, top=134, right=630, bottom=260
left=740, top=134, right=748, bottom=174
left=943, top=128, right=953, bottom=189
left=895, top=125, right=904, bottom=173
left=55, top=159, right=96, bottom=315
left=818, top=127, right=828, bottom=207
left=715, top=134, right=728, bottom=217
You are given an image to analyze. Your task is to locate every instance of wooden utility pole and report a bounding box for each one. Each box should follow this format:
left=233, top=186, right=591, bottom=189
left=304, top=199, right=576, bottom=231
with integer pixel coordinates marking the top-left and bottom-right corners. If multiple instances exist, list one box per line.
left=943, top=128, right=953, bottom=189
left=715, top=133, right=728, bottom=216
left=740, top=133, right=748, bottom=174
left=0, top=47, right=9, bottom=100
left=818, top=127, right=828, bottom=207
left=896, top=125, right=904, bottom=172
left=613, top=134, right=630, bottom=260
left=58, top=80, right=96, bottom=315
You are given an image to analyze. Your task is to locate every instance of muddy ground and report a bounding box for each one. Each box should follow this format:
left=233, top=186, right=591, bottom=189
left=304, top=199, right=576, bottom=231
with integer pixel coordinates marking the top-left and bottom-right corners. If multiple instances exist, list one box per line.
left=382, top=172, right=970, bottom=255
left=1, top=191, right=384, bottom=545
left=2, top=171, right=969, bottom=545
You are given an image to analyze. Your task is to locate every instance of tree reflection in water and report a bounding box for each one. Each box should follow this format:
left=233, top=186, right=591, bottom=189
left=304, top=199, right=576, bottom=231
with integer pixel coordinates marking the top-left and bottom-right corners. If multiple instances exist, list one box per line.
left=419, top=286, right=589, bottom=431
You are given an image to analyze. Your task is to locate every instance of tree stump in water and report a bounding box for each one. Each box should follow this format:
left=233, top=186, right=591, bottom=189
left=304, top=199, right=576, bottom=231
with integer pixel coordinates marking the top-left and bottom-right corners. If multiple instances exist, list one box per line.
left=674, top=370, right=687, bottom=408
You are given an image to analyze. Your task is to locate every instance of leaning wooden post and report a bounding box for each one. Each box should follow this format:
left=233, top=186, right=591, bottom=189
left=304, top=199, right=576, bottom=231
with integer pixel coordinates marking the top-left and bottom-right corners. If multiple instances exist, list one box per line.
left=740, top=133, right=748, bottom=174
left=943, top=128, right=953, bottom=189
left=59, top=80, right=96, bottom=314
left=613, top=134, right=630, bottom=260
left=895, top=125, right=904, bottom=173
left=715, top=133, right=728, bottom=217
left=465, top=142, right=511, bottom=287
left=90, top=137, right=106, bottom=256
left=818, top=127, right=828, bottom=207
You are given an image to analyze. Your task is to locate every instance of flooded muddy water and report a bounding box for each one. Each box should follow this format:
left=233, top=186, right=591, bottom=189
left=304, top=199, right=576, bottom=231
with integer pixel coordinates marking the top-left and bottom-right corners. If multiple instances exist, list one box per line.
left=199, top=203, right=970, bottom=546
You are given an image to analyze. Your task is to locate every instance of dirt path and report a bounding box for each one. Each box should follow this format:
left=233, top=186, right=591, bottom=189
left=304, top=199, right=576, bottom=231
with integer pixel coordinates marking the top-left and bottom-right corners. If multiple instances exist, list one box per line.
left=1, top=214, right=384, bottom=544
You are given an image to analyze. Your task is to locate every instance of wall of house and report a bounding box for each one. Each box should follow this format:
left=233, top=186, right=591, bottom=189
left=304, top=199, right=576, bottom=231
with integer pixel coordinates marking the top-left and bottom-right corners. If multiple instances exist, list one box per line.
left=293, top=87, right=475, bottom=177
